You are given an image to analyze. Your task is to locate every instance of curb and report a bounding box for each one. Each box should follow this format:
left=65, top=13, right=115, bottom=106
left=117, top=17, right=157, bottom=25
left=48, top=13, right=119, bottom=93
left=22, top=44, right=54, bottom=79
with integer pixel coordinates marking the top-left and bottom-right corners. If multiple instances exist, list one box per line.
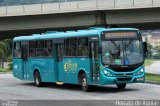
left=0, top=72, right=12, bottom=74
left=145, top=80, right=160, bottom=85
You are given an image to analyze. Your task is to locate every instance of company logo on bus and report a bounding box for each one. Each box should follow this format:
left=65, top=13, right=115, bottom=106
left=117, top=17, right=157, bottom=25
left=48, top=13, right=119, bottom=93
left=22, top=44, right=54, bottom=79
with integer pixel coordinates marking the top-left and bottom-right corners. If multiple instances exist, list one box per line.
left=64, top=60, right=78, bottom=71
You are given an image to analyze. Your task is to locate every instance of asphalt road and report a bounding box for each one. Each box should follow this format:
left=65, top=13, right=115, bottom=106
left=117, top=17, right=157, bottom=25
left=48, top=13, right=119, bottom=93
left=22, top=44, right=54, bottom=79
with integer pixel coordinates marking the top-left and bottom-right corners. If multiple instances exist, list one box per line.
left=0, top=74, right=160, bottom=101
left=0, top=74, right=160, bottom=106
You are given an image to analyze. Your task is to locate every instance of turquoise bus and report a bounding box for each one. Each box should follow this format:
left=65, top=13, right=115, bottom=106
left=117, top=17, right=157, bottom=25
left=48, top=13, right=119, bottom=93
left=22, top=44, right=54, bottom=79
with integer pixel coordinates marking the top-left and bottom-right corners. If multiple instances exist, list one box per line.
left=13, top=27, right=146, bottom=92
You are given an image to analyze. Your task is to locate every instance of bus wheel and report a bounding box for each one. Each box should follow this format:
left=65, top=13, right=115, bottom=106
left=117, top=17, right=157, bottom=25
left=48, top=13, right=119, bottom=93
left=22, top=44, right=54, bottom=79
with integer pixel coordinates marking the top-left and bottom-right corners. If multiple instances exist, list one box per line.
left=81, top=74, right=90, bottom=92
left=34, top=71, right=42, bottom=87
left=116, top=84, right=126, bottom=89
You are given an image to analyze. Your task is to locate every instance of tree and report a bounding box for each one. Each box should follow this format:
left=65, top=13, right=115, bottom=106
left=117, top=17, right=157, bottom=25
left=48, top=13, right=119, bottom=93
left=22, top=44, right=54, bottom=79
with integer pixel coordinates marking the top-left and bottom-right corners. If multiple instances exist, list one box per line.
left=0, top=39, right=12, bottom=68
left=153, top=46, right=160, bottom=58
left=147, top=43, right=153, bottom=57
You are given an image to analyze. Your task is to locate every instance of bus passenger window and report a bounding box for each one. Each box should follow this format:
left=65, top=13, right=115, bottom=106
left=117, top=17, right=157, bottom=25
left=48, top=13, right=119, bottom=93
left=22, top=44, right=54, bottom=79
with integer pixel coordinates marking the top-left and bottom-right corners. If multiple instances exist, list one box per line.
left=78, top=37, right=89, bottom=56
left=65, top=38, right=78, bottom=56
left=44, top=40, right=53, bottom=57
left=35, top=40, right=44, bottom=57
left=43, top=48, right=49, bottom=56
left=29, top=41, right=35, bottom=57
left=14, top=42, right=21, bottom=58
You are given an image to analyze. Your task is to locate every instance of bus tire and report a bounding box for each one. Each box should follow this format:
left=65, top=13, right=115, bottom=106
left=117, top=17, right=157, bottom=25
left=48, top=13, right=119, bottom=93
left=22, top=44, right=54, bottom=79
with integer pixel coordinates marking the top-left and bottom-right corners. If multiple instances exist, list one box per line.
left=116, top=84, right=126, bottom=89
left=81, top=74, right=90, bottom=92
left=34, top=71, right=42, bottom=87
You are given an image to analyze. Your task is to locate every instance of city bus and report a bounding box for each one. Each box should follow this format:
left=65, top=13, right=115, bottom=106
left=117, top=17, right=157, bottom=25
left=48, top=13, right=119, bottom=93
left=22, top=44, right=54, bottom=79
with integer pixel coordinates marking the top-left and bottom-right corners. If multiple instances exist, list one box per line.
left=13, top=27, right=147, bottom=92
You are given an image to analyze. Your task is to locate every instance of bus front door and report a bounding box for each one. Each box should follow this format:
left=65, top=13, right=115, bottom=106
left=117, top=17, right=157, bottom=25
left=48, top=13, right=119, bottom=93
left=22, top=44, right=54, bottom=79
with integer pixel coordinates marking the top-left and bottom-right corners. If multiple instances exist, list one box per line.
left=21, top=45, right=28, bottom=80
left=90, top=42, right=99, bottom=83
left=54, top=44, right=64, bottom=82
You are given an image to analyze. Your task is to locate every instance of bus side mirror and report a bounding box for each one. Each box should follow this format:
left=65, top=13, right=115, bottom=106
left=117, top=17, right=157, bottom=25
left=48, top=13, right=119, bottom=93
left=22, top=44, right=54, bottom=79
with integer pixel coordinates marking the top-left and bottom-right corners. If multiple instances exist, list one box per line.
left=143, top=42, right=148, bottom=57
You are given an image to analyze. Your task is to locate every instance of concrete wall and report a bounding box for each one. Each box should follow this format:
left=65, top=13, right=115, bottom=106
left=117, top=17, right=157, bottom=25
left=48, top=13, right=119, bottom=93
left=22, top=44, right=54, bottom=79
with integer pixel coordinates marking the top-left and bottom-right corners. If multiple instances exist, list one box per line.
left=0, top=13, right=97, bottom=31
left=115, top=0, right=134, bottom=7
left=42, top=3, right=59, bottom=12
left=153, top=0, right=160, bottom=5
left=105, top=9, right=160, bottom=24
left=24, top=4, right=42, bottom=13
left=7, top=6, right=23, bottom=15
left=134, top=0, right=152, bottom=6
left=0, top=7, right=6, bottom=15
left=97, top=0, right=114, bottom=9
left=60, top=2, right=78, bottom=11
left=78, top=0, right=97, bottom=10
left=0, top=0, right=160, bottom=17
left=0, top=0, right=160, bottom=36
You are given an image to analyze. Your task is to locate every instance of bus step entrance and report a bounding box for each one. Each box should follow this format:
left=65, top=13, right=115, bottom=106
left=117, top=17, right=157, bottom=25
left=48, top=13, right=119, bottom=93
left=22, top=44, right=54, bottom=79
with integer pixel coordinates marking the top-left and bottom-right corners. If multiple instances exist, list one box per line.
left=56, top=82, right=64, bottom=85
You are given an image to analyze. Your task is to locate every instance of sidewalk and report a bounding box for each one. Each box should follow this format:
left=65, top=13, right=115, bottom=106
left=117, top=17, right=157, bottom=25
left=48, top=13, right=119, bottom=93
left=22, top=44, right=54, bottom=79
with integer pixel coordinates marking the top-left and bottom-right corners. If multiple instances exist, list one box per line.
left=145, top=61, right=160, bottom=75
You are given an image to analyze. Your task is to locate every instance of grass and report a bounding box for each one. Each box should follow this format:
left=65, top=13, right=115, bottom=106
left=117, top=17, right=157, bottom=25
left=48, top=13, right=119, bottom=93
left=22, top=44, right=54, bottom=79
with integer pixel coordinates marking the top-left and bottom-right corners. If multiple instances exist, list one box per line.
left=146, top=73, right=160, bottom=82
left=0, top=67, right=10, bottom=73
left=144, top=59, right=154, bottom=66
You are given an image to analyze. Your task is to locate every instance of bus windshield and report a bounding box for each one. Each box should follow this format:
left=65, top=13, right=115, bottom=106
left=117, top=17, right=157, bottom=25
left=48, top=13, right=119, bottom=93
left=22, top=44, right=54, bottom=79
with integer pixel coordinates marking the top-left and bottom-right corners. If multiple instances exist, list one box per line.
left=102, top=39, right=144, bottom=66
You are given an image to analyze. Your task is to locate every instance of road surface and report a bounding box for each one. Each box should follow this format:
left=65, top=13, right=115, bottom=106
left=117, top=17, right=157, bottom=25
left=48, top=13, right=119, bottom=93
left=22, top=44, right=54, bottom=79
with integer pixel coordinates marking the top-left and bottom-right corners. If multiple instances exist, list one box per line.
left=0, top=74, right=160, bottom=101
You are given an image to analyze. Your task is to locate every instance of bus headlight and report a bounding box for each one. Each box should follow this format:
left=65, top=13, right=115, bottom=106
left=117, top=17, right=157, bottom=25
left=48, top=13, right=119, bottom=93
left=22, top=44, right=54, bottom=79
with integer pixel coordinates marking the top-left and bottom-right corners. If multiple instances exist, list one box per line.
left=103, top=70, right=112, bottom=76
left=135, top=68, right=144, bottom=75
left=140, top=69, right=144, bottom=73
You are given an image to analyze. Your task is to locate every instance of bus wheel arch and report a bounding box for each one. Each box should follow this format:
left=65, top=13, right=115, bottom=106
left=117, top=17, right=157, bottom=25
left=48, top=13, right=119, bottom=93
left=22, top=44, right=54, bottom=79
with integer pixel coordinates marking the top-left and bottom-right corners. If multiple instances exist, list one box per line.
left=34, top=69, right=42, bottom=87
left=78, top=70, right=86, bottom=84
left=78, top=70, right=90, bottom=92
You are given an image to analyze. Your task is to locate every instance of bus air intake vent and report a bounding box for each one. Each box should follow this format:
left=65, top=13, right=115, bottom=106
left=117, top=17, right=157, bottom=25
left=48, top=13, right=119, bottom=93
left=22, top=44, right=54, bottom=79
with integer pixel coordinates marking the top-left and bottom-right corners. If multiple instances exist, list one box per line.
left=117, top=77, right=132, bottom=81
left=115, top=73, right=133, bottom=76
left=110, top=67, right=137, bottom=72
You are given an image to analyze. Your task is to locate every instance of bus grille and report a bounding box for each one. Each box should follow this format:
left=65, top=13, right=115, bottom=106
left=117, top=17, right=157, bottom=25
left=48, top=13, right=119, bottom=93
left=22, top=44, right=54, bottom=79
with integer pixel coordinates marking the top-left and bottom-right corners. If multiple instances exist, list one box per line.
left=117, top=77, right=132, bottom=81
left=115, top=73, right=133, bottom=76
left=110, top=67, right=137, bottom=72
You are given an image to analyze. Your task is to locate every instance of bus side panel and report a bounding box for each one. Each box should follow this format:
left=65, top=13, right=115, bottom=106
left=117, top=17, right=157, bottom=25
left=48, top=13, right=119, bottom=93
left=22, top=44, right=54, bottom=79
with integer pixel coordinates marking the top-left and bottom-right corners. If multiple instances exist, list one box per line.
left=27, top=58, right=55, bottom=82
left=63, top=58, right=91, bottom=84
left=13, top=58, right=24, bottom=80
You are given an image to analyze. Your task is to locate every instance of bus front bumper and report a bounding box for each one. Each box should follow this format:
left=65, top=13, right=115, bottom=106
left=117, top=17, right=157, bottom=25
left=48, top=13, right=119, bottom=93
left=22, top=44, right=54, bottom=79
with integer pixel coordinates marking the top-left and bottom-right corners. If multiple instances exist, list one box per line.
left=99, top=73, right=145, bottom=85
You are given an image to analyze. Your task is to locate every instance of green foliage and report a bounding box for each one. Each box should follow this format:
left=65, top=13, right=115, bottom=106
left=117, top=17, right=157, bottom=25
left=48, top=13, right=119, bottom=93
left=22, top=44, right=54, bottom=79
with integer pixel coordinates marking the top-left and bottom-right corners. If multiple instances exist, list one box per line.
left=7, top=62, right=12, bottom=71
left=151, top=46, right=160, bottom=58
left=0, top=67, right=7, bottom=72
left=146, top=73, right=160, bottom=82
left=154, top=46, right=160, bottom=53
left=7, top=55, right=12, bottom=62
left=0, top=39, right=12, bottom=68
left=147, top=43, right=153, bottom=56
left=144, top=59, right=154, bottom=66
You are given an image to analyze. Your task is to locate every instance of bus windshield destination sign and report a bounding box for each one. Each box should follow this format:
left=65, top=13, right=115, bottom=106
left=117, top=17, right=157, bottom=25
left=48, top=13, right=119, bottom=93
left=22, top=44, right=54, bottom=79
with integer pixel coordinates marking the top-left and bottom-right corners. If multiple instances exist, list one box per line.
left=103, top=32, right=137, bottom=39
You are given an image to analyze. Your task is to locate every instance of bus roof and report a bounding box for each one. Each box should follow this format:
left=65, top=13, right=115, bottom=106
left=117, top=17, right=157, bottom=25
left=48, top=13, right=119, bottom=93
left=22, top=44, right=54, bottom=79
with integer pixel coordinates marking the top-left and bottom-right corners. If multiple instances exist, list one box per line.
left=13, top=27, right=139, bottom=42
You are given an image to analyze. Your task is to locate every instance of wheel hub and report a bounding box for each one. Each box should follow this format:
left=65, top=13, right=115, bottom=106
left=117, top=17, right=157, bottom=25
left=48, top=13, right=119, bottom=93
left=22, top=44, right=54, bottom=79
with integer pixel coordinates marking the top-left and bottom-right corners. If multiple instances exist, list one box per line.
left=82, top=78, right=87, bottom=88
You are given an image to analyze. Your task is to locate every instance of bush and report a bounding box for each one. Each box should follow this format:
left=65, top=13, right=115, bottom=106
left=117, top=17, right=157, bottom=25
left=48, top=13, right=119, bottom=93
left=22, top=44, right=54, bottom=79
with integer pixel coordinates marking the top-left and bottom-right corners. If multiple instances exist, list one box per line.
left=7, top=55, right=12, bottom=62
left=7, top=62, right=12, bottom=71
left=0, top=67, right=7, bottom=72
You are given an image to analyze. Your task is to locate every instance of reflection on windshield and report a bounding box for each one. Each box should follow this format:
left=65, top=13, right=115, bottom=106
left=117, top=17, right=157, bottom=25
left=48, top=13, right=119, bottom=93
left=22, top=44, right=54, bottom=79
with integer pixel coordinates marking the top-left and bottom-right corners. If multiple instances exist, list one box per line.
left=102, top=39, right=143, bottom=66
